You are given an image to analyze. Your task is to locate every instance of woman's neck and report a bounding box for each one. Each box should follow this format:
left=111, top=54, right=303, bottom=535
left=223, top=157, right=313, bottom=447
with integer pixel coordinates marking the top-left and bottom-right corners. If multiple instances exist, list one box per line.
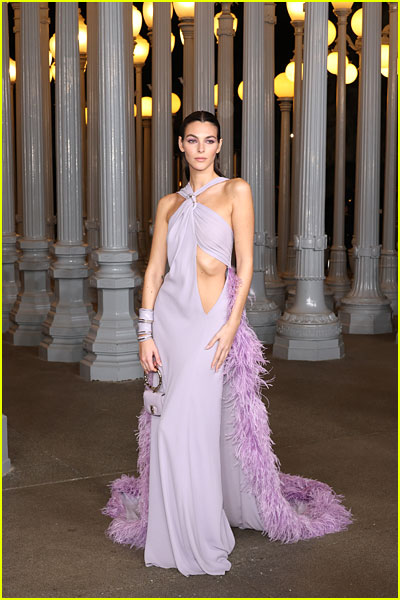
left=188, top=170, right=220, bottom=193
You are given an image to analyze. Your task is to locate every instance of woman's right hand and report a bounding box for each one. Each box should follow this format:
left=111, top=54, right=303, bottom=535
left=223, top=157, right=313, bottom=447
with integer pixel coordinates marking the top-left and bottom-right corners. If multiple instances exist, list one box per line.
left=139, top=338, right=163, bottom=373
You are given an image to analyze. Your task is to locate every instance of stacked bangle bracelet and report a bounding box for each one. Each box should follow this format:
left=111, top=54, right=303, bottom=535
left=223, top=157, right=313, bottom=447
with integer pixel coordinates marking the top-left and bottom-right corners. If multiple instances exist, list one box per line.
left=138, top=308, right=154, bottom=342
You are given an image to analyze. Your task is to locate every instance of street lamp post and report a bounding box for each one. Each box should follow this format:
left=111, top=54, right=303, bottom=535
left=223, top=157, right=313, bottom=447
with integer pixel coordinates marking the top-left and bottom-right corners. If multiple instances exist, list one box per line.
left=274, top=73, right=294, bottom=278
left=325, top=2, right=353, bottom=307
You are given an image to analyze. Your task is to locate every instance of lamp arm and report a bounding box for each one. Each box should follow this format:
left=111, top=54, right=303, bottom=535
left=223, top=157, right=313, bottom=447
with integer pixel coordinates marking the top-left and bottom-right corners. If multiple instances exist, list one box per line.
left=346, top=33, right=357, bottom=52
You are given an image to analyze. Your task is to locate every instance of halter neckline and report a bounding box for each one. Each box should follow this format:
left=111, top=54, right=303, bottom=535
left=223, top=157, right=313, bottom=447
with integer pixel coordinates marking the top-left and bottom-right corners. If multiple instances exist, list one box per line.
left=184, top=176, right=229, bottom=198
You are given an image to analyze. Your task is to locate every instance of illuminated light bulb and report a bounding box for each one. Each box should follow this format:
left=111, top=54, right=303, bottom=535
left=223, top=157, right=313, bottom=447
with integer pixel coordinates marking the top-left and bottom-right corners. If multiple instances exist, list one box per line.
left=351, top=8, right=362, bottom=37
left=274, top=72, right=294, bottom=98
left=142, top=96, right=152, bottom=117
left=345, top=63, right=358, bottom=84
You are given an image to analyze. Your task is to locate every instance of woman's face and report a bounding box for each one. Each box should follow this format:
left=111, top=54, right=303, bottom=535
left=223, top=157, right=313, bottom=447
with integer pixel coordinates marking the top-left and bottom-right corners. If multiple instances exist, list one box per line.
left=178, top=121, right=222, bottom=172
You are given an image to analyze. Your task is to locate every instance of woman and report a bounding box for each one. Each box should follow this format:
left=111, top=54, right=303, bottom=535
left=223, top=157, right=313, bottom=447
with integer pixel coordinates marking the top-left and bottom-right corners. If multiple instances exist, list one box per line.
left=102, top=111, right=353, bottom=577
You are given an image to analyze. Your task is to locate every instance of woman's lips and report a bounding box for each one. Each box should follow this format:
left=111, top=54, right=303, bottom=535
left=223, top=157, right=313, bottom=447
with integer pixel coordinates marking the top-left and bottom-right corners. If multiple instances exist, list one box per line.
left=195, top=158, right=207, bottom=161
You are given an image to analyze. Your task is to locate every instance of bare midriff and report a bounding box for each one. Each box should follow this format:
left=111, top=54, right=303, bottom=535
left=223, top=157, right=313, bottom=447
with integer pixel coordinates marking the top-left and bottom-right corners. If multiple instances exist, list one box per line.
left=167, top=187, right=232, bottom=315
left=196, top=246, right=227, bottom=315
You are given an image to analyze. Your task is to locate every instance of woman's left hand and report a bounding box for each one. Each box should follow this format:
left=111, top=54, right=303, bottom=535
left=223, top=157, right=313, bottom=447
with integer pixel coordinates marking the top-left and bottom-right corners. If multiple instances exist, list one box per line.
left=205, top=320, right=240, bottom=372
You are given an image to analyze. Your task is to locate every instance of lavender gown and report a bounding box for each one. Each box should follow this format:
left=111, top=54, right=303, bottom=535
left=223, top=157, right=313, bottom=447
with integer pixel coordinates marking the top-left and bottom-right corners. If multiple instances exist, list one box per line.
left=145, top=176, right=239, bottom=575
left=102, top=177, right=354, bottom=577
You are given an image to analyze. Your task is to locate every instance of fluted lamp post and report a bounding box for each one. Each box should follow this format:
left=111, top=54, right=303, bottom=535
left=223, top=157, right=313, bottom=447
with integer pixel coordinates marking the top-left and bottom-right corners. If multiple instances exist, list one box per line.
left=133, top=33, right=149, bottom=263
left=6, top=2, right=51, bottom=346
left=151, top=1, right=173, bottom=254
left=338, top=3, right=392, bottom=334
left=242, top=3, right=281, bottom=344
left=142, top=0, right=174, bottom=42
left=214, top=9, right=238, bottom=41
left=80, top=3, right=142, bottom=381
left=3, top=7, right=18, bottom=331
left=274, top=73, right=294, bottom=278
left=40, top=4, right=55, bottom=244
left=282, top=2, right=305, bottom=289
left=263, top=3, right=286, bottom=312
left=273, top=2, right=344, bottom=361
left=140, top=96, right=152, bottom=260
left=174, top=2, right=195, bottom=119
left=78, top=11, right=87, bottom=237
left=194, top=3, right=215, bottom=115
left=379, top=6, right=398, bottom=315
left=11, top=4, right=23, bottom=237
left=325, top=2, right=353, bottom=308
left=348, top=7, right=362, bottom=275
left=9, top=58, right=16, bottom=233
left=127, top=4, right=143, bottom=256
left=39, top=3, right=92, bottom=363
left=215, top=3, right=236, bottom=178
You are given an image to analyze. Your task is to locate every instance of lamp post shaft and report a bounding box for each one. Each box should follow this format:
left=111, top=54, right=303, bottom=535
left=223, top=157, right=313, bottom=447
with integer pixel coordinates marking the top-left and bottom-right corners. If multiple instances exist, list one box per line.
left=339, top=2, right=392, bottom=334
left=242, top=2, right=280, bottom=344
left=379, top=2, right=398, bottom=314
left=326, top=8, right=352, bottom=305
left=194, top=2, right=214, bottom=114
left=273, top=2, right=344, bottom=361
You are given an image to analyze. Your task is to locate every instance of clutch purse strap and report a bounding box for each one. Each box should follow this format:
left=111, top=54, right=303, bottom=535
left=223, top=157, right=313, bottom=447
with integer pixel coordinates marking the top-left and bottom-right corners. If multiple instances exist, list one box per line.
left=144, top=367, right=162, bottom=392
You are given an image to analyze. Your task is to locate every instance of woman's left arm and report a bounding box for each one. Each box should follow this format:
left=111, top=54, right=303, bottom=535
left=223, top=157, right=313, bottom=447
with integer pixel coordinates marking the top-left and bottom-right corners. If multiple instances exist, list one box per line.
left=206, top=178, right=254, bottom=371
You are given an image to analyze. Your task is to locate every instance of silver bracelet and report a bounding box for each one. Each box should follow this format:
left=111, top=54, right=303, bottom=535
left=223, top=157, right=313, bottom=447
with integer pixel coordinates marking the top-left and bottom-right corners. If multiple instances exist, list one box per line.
left=138, top=334, right=153, bottom=342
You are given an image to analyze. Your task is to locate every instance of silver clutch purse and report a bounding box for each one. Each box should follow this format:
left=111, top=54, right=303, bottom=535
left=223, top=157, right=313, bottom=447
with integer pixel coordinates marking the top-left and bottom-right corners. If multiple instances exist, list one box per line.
left=143, top=367, right=165, bottom=416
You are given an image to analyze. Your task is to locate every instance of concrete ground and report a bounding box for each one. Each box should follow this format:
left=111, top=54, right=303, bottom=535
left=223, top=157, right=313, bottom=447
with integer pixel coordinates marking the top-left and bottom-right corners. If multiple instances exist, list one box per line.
left=2, top=333, right=398, bottom=599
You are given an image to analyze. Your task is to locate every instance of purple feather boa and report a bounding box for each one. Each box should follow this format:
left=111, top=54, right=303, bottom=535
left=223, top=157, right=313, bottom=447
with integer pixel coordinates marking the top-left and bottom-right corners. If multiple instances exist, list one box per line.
left=101, top=266, right=353, bottom=548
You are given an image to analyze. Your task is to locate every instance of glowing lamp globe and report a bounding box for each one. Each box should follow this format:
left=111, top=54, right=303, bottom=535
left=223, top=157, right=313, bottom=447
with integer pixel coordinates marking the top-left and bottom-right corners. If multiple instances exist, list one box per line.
left=214, top=84, right=218, bottom=107
left=238, top=81, right=243, bottom=101
left=351, top=9, right=362, bottom=37
left=133, top=35, right=150, bottom=66
left=286, top=2, right=305, bottom=21
left=173, top=3, right=195, bottom=19
left=49, top=33, right=56, bottom=59
left=142, top=3, right=153, bottom=28
left=142, top=96, right=152, bottom=118
left=346, top=63, right=358, bottom=84
left=9, top=58, right=16, bottom=83
left=285, top=60, right=303, bottom=82
left=381, top=44, right=389, bottom=70
left=132, top=5, right=142, bottom=37
left=172, top=93, right=181, bottom=114
left=274, top=73, right=294, bottom=98
left=78, top=15, right=87, bottom=54
left=328, top=20, right=336, bottom=46
left=171, top=33, right=175, bottom=52
left=331, top=2, right=353, bottom=9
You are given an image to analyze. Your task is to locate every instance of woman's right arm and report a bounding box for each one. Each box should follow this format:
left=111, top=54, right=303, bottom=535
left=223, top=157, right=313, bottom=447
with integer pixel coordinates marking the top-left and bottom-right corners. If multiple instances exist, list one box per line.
left=139, top=194, right=174, bottom=373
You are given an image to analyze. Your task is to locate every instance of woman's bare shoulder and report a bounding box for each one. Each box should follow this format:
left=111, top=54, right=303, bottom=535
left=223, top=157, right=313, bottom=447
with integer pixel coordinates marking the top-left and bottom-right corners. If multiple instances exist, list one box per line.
left=158, top=192, right=181, bottom=206
left=157, top=192, right=181, bottom=214
left=225, top=177, right=252, bottom=197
